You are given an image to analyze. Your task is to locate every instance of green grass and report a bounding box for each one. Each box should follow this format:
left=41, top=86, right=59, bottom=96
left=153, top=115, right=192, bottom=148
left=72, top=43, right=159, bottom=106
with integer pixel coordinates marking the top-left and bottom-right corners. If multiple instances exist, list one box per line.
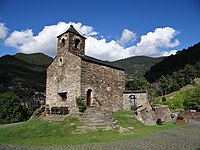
left=0, top=111, right=178, bottom=146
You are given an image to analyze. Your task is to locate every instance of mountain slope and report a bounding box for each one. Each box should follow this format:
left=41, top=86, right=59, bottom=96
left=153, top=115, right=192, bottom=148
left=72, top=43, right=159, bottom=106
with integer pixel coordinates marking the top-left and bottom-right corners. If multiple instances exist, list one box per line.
left=110, top=56, right=164, bottom=75
left=145, top=42, right=200, bottom=83
left=0, top=53, right=53, bottom=91
left=0, top=53, right=53, bottom=108
left=14, top=53, right=52, bottom=67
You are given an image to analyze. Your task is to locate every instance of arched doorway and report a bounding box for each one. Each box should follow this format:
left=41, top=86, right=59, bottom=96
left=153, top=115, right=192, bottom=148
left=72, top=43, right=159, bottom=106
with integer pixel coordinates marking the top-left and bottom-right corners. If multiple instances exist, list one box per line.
left=86, top=89, right=92, bottom=107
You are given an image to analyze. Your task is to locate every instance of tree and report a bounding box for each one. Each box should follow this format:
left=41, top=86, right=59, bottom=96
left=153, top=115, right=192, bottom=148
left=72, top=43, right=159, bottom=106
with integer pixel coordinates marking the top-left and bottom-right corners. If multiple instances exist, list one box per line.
left=183, top=86, right=200, bottom=111
left=125, top=75, right=149, bottom=90
left=0, top=92, right=30, bottom=124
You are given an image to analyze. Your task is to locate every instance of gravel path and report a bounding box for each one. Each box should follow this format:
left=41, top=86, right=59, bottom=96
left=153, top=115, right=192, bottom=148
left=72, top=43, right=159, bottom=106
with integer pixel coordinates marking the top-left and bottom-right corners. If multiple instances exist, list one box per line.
left=1, top=121, right=200, bottom=150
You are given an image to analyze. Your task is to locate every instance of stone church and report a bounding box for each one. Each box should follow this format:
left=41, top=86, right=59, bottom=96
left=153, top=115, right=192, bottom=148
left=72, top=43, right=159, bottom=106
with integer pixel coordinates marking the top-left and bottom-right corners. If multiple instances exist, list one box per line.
left=46, top=25, right=125, bottom=115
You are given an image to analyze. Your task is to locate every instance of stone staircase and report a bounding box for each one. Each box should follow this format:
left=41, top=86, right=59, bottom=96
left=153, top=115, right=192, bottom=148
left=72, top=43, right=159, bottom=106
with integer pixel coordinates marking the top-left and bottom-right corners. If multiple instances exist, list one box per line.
left=76, top=107, right=117, bottom=132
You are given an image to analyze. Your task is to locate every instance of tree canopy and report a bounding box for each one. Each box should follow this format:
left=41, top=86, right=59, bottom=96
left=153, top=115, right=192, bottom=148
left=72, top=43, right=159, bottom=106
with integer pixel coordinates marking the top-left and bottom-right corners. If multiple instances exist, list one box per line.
left=0, top=92, right=31, bottom=124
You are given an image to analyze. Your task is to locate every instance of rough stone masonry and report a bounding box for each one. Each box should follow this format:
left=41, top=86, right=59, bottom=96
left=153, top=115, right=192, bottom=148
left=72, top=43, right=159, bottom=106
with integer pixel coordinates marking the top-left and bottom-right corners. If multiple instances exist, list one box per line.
left=46, top=25, right=125, bottom=115
left=45, top=25, right=171, bottom=125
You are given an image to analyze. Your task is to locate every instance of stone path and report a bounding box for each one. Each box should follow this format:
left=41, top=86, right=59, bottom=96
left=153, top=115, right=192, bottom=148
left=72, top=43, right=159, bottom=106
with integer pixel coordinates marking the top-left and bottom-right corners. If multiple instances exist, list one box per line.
left=1, top=121, right=200, bottom=150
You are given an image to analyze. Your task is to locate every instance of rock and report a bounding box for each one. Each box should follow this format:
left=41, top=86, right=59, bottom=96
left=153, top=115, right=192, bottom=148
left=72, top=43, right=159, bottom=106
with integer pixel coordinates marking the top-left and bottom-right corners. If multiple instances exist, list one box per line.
left=30, top=105, right=45, bottom=119
left=127, top=126, right=134, bottom=130
left=119, top=126, right=129, bottom=134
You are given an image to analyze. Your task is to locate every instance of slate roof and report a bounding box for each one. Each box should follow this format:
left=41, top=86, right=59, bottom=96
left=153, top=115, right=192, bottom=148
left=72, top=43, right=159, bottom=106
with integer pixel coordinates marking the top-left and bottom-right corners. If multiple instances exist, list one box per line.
left=123, top=90, right=147, bottom=93
left=80, top=55, right=124, bottom=71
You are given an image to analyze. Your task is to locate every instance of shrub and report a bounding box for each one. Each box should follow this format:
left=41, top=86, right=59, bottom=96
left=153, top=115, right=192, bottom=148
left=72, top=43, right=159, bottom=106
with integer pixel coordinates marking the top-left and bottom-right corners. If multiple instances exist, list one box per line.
left=162, top=97, right=167, bottom=102
left=76, top=97, right=86, bottom=113
left=177, top=115, right=184, bottom=120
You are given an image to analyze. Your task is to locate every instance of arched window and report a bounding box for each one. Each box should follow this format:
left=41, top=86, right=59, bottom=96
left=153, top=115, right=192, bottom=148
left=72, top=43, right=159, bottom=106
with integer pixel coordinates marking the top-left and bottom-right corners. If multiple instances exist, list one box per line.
left=61, top=38, right=65, bottom=46
left=75, top=39, right=80, bottom=48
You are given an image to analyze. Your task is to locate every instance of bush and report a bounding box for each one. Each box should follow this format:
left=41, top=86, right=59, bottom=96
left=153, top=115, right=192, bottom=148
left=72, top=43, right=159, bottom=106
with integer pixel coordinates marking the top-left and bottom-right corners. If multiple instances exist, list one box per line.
left=76, top=97, right=86, bottom=113
left=0, top=92, right=30, bottom=124
left=177, top=115, right=184, bottom=120
left=162, top=97, right=167, bottom=102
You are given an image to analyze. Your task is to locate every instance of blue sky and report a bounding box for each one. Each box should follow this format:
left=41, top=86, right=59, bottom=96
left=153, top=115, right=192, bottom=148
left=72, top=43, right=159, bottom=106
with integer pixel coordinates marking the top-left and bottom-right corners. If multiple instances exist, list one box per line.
left=0, top=0, right=199, bottom=61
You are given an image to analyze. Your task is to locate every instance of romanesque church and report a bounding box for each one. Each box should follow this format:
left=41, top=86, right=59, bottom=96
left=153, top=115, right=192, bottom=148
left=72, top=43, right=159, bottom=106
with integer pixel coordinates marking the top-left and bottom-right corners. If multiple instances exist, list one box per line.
left=46, top=25, right=125, bottom=115
left=45, top=25, right=172, bottom=125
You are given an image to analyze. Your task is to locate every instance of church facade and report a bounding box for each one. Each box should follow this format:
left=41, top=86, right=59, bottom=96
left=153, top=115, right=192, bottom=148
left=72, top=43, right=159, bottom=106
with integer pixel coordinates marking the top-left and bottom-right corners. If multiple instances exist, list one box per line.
left=46, top=25, right=125, bottom=114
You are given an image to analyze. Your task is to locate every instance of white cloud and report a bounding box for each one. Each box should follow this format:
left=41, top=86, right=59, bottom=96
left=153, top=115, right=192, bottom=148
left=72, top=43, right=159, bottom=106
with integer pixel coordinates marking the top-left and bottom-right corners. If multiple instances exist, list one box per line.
left=130, top=27, right=180, bottom=57
left=3, top=22, right=180, bottom=61
left=0, top=23, right=8, bottom=39
left=4, top=29, right=34, bottom=48
left=86, top=27, right=180, bottom=60
left=162, top=50, right=177, bottom=56
left=4, top=22, right=98, bottom=56
left=137, top=27, right=179, bottom=49
left=85, top=37, right=130, bottom=61
left=117, top=29, right=136, bottom=46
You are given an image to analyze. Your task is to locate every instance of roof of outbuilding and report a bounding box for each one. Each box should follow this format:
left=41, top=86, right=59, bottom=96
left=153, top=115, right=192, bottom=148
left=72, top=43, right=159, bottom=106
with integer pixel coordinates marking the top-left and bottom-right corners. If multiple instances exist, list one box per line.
left=123, top=90, right=147, bottom=93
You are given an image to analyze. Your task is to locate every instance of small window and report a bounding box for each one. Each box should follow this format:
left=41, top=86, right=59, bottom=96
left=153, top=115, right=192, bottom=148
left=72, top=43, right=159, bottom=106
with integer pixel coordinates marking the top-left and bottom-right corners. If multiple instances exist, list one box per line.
left=58, top=92, right=67, bottom=101
left=61, top=38, right=65, bottom=46
left=75, top=39, right=80, bottom=48
left=59, top=57, right=63, bottom=66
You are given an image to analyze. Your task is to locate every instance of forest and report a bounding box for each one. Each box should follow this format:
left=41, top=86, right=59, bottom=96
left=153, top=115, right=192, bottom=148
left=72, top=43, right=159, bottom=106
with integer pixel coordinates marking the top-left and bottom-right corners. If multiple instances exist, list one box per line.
left=127, top=42, right=200, bottom=111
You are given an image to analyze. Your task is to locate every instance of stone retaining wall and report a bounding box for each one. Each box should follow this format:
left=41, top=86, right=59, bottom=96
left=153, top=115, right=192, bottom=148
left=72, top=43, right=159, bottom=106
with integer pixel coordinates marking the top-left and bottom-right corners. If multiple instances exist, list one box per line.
left=179, top=111, right=200, bottom=121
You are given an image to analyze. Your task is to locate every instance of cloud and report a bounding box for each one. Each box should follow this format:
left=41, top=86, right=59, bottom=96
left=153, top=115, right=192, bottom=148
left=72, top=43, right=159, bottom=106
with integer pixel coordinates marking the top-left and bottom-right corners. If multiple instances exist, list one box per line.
left=4, top=22, right=98, bottom=56
left=3, top=22, right=179, bottom=61
left=4, top=29, right=34, bottom=48
left=124, top=27, right=180, bottom=58
left=0, top=23, right=8, bottom=39
left=85, top=37, right=130, bottom=61
left=117, top=29, right=136, bottom=46
left=86, top=27, right=179, bottom=60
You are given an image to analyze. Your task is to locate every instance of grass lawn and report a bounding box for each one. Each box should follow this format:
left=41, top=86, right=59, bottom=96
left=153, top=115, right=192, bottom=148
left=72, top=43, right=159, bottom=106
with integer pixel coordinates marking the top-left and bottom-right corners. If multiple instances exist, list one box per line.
left=0, top=111, right=179, bottom=146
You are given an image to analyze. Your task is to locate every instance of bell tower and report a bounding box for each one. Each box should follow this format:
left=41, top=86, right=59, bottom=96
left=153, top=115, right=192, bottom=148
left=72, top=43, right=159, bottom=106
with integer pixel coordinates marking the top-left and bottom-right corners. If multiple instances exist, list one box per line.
left=57, top=25, right=86, bottom=56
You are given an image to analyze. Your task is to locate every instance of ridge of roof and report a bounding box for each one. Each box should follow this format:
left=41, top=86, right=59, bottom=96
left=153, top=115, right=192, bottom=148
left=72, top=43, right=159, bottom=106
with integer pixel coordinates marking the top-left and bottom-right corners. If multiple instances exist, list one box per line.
left=57, top=25, right=86, bottom=39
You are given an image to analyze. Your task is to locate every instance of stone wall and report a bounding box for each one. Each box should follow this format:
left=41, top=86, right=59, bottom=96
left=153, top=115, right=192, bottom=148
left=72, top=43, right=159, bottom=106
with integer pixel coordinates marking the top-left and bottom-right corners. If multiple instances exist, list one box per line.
left=57, top=27, right=85, bottom=56
left=123, top=91, right=156, bottom=125
left=46, top=51, right=81, bottom=114
left=123, top=91, right=148, bottom=110
left=81, top=60, right=125, bottom=114
left=123, top=91, right=172, bottom=125
left=46, top=25, right=125, bottom=115
left=153, top=105, right=172, bottom=122
left=179, top=111, right=200, bottom=121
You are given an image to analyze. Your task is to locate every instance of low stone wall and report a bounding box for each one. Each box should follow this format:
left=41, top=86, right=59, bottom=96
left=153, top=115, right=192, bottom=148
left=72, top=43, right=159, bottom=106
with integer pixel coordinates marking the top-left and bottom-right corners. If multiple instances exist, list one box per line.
left=123, top=90, right=148, bottom=110
left=123, top=90, right=156, bottom=125
left=123, top=91, right=172, bottom=125
left=179, top=111, right=200, bottom=121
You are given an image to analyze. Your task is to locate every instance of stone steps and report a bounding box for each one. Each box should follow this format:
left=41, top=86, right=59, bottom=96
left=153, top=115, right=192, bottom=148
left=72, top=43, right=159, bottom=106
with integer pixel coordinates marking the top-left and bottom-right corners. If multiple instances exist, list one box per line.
left=76, top=107, right=117, bottom=132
